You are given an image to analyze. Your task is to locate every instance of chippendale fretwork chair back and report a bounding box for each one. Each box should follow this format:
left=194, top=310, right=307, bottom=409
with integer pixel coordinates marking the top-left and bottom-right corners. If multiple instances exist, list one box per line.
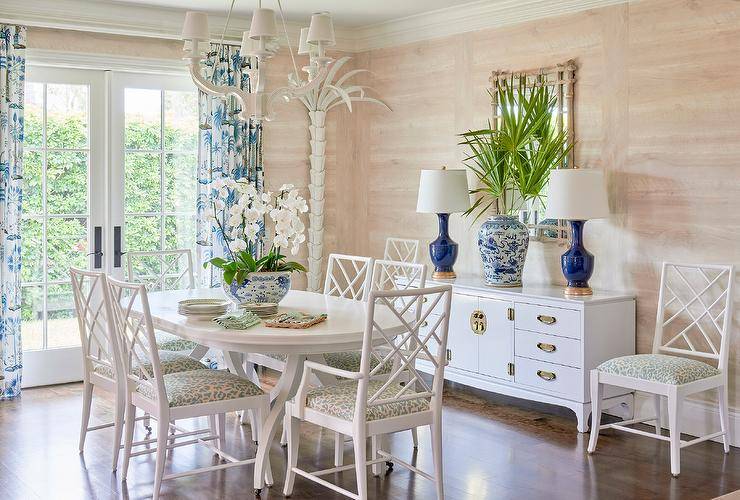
left=70, top=267, right=125, bottom=470
left=652, top=263, right=735, bottom=371
left=323, top=253, right=374, bottom=301
left=383, top=237, right=420, bottom=265
left=589, top=262, right=735, bottom=477
left=286, top=285, right=453, bottom=500
left=371, top=259, right=426, bottom=295
left=127, top=249, right=195, bottom=292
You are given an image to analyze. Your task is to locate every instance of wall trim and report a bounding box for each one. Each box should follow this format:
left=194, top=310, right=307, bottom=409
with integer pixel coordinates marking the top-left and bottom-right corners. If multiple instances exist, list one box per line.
left=4, top=0, right=631, bottom=53
left=25, top=49, right=188, bottom=75
left=634, top=392, right=739, bottom=448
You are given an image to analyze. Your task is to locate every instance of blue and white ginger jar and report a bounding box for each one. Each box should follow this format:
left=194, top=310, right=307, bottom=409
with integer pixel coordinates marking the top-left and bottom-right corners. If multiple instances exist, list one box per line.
left=478, top=215, right=529, bottom=287
left=223, top=271, right=292, bottom=305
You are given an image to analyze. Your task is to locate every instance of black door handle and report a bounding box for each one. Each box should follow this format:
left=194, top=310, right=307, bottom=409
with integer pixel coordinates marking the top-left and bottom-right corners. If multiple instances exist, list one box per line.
left=113, top=226, right=125, bottom=268
left=91, top=226, right=103, bottom=269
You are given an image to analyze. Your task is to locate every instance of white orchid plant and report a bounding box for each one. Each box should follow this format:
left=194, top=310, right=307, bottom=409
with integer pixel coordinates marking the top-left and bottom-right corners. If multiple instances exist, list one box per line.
left=204, top=178, right=308, bottom=285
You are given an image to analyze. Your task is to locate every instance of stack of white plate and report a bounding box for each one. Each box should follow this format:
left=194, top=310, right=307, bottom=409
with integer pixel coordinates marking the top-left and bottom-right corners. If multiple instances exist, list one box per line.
left=178, top=299, right=231, bottom=319
left=240, top=302, right=279, bottom=318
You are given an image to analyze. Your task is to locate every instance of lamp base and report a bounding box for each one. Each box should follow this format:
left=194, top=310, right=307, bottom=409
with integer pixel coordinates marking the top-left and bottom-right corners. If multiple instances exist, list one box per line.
left=432, top=271, right=457, bottom=280
left=564, top=285, right=593, bottom=296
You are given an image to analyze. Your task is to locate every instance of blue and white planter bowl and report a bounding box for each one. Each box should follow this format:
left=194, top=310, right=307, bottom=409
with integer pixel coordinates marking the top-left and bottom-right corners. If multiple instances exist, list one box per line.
left=478, top=215, right=530, bottom=287
left=223, top=271, right=292, bottom=305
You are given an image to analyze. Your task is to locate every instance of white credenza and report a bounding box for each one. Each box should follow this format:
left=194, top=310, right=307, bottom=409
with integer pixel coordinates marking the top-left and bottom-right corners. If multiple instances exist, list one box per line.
left=416, top=275, right=636, bottom=432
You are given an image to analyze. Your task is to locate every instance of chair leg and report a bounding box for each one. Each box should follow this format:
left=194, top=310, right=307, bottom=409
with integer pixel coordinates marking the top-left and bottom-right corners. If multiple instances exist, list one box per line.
left=411, top=427, right=419, bottom=448
left=280, top=415, right=289, bottom=447
left=112, top=389, right=126, bottom=471
left=121, top=402, right=136, bottom=481
left=653, top=394, right=662, bottom=435
left=587, top=369, right=603, bottom=454
left=667, top=391, right=682, bottom=478
left=217, top=413, right=226, bottom=452
left=78, top=381, right=93, bottom=453
left=371, top=435, right=382, bottom=477
left=335, top=432, right=345, bottom=467
left=153, top=417, right=169, bottom=500
left=283, top=407, right=299, bottom=497
left=353, top=429, right=368, bottom=500
left=718, top=384, right=730, bottom=454
left=259, top=400, right=274, bottom=487
left=431, top=414, right=444, bottom=500
left=248, top=410, right=259, bottom=443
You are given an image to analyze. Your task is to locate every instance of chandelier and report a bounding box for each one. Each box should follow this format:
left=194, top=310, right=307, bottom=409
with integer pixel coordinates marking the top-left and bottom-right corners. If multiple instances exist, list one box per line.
left=181, top=2, right=336, bottom=122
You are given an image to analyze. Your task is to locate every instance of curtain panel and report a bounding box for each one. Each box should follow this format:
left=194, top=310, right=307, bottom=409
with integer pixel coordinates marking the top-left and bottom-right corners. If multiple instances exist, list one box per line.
left=0, top=25, right=26, bottom=399
left=196, top=43, right=263, bottom=287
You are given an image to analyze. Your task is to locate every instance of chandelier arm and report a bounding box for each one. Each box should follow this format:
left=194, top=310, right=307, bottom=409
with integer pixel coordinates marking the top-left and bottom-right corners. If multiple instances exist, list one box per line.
left=189, top=62, right=252, bottom=108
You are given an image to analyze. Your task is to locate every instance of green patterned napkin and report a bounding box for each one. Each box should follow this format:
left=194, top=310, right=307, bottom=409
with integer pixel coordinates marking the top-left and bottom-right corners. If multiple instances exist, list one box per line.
left=213, top=311, right=261, bottom=330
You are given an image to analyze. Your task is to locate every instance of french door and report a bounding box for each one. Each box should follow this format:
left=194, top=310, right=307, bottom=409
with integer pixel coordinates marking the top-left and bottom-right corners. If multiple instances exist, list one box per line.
left=21, top=67, right=199, bottom=387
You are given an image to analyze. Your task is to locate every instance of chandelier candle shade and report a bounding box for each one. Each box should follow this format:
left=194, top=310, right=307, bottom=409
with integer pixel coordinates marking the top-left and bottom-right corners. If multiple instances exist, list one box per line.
left=416, top=168, right=471, bottom=280
left=546, top=169, right=610, bottom=296
left=181, top=4, right=336, bottom=122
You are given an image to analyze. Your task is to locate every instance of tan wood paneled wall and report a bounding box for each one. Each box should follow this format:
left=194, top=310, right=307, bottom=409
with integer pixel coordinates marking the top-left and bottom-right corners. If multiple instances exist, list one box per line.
left=341, top=0, right=740, bottom=407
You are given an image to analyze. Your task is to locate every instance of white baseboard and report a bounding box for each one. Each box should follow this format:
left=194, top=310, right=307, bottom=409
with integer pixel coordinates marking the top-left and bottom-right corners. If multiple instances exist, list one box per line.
left=634, top=392, right=739, bottom=448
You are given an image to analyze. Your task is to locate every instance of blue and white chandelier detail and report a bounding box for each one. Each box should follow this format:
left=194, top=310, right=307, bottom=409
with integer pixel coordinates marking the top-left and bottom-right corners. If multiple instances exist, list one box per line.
left=181, top=1, right=337, bottom=122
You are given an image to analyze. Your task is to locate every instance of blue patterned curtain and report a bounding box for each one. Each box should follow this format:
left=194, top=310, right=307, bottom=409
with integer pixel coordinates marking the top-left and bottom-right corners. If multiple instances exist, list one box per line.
left=196, top=43, right=263, bottom=287
left=0, top=25, right=26, bottom=399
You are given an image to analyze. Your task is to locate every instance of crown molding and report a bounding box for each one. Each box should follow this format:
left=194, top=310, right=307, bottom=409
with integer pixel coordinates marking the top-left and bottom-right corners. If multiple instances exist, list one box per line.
left=3, top=0, right=629, bottom=54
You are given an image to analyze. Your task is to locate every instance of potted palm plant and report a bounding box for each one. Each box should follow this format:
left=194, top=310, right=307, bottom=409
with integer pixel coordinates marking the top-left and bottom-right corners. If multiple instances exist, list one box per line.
left=204, top=179, right=308, bottom=305
left=459, top=79, right=573, bottom=287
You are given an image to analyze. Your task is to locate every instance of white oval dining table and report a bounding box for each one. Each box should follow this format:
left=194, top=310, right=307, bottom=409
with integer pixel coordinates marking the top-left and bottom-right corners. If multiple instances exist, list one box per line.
left=134, top=288, right=405, bottom=493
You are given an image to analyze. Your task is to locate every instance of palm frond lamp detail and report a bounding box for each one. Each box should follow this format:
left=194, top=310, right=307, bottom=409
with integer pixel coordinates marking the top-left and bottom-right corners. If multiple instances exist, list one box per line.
left=546, top=169, right=610, bottom=296
left=416, top=167, right=471, bottom=280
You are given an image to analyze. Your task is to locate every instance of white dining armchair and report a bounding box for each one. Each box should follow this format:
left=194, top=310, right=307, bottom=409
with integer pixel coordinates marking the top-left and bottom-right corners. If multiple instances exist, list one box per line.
left=284, top=285, right=452, bottom=500
left=384, top=237, right=420, bottom=264
left=588, top=262, right=735, bottom=477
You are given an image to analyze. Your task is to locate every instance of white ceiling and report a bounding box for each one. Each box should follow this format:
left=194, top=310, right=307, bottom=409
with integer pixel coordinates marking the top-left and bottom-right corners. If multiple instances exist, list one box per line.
left=98, top=0, right=482, bottom=27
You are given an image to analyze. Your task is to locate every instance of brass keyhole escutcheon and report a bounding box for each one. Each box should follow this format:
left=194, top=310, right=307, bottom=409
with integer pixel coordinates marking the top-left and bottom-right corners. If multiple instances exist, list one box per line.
left=470, top=310, right=486, bottom=335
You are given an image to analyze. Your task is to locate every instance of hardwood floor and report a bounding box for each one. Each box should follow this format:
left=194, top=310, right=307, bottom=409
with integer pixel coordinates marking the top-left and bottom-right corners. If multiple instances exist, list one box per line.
left=0, top=376, right=738, bottom=500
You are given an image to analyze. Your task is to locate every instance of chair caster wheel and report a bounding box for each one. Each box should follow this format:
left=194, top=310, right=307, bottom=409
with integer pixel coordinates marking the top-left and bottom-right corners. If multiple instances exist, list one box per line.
left=145, top=426, right=152, bottom=432
left=254, top=488, right=262, bottom=495
left=386, top=461, right=394, bottom=470
left=281, top=443, right=288, bottom=448
left=671, top=474, right=680, bottom=478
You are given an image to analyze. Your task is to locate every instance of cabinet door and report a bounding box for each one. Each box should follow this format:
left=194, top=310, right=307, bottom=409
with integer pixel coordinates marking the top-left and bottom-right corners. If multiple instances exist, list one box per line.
left=477, top=296, right=514, bottom=381
left=447, top=293, right=479, bottom=373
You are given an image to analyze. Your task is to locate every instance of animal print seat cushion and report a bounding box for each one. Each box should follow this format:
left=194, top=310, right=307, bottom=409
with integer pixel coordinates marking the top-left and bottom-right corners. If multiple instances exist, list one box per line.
left=155, top=331, right=198, bottom=352
left=137, top=369, right=265, bottom=407
left=267, top=353, right=287, bottom=362
left=305, top=379, right=430, bottom=421
left=323, top=351, right=393, bottom=376
left=598, top=354, right=720, bottom=385
left=93, top=350, right=207, bottom=379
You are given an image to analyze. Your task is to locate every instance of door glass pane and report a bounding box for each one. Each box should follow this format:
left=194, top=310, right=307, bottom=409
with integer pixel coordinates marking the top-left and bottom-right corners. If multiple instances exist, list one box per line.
left=23, top=151, right=43, bottom=215
left=46, top=283, right=80, bottom=349
left=164, top=91, right=198, bottom=150
left=46, top=84, right=88, bottom=149
left=165, top=215, right=196, bottom=251
left=164, top=153, right=197, bottom=212
left=126, top=216, right=161, bottom=253
left=21, top=219, right=44, bottom=284
left=125, top=152, right=161, bottom=213
left=24, top=82, right=44, bottom=148
left=47, top=217, right=88, bottom=281
left=47, top=151, right=88, bottom=214
left=21, top=286, right=45, bottom=351
left=125, top=88, right=161, bottom=150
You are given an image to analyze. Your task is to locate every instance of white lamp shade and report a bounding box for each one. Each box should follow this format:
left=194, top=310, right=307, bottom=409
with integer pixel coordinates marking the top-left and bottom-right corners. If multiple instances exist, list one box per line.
left=181, top=11, right=210, bottom=41
left=249, top=8, right=277, bottom=39
left=298, top=27, right=311, bottom=55
left=545, top=169, right=610, bottom=220
left=240, top=31, right=256, bottom=56
left=416, top=169, right=471, bottom=214
left=307, top=12, right=335, bottom=46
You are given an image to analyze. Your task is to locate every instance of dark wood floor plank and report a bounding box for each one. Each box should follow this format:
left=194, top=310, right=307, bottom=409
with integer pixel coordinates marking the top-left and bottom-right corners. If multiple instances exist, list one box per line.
left=0, top=376, right=738, bottom=500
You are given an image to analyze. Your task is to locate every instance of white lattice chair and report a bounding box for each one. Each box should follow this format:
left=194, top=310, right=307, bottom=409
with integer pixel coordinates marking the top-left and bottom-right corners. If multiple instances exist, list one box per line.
left=105, top=277, right=272, bottom=499
left=71, top=268, right=207, bottom=471
left=127, top=249, right=208, bottom=357
left=588, top=262, right=736, bottom=477
left=284, top=285, right=452, bottom=500
left=384, top=237, right=420, bottom=265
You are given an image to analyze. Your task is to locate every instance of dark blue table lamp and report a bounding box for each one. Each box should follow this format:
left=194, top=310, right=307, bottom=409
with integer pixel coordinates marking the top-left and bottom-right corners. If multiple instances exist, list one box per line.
left=416, top=167, right=471, bottom=280
left=546, top=169, right=610, bottom=295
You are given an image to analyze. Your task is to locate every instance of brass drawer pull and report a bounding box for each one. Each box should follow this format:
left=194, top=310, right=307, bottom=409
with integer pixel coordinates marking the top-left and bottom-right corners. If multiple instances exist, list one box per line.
left=537, top=314, right=557, bottom=325
left=537, top=342, right=557, bottom=353
left=470, top=310, right=486, bottom=335
left=537, top=370, right=556, bottom=381
left=421, top=321, right=428, bottom=327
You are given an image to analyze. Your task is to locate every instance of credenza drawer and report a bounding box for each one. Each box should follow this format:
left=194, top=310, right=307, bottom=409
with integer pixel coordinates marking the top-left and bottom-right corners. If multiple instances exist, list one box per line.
left=514, top=303, right=581, bottom=339
left=514, top=356, right=581, bottom=400
left=515, top=330, right=581, bottom=368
